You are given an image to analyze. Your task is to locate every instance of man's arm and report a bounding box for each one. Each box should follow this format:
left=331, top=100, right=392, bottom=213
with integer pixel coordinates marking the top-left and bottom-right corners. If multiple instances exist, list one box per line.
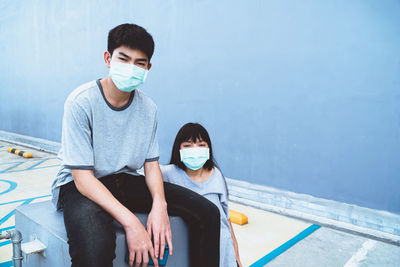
left=71, top=169, right=159, bottom=267
left=144, top=160, right=173, bottom=260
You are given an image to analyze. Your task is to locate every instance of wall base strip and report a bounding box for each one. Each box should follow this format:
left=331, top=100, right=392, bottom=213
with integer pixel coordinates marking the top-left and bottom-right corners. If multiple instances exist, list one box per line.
left=227, top=178, right=400, bottom=246
left=0, top=130, right=59, bottom=154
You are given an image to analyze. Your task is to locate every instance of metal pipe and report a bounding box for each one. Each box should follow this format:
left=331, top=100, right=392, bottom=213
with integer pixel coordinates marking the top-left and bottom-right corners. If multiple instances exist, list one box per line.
left=0, top=229, right=23, bottom=267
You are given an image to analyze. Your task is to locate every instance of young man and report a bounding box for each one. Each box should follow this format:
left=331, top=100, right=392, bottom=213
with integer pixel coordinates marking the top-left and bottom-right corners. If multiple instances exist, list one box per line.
left=51, top=23, right=220, bottom=267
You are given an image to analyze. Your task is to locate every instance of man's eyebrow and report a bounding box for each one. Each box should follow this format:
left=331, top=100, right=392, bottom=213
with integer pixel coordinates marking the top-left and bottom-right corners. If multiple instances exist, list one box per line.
left=136, top=58, right=148, bottom=62
left=118, top=52, right=131, bottom=59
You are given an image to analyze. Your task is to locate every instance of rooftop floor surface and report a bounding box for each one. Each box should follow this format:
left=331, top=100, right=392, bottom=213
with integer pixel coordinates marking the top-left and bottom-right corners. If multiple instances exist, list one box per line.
left=0, top=141, right=399, bottom=266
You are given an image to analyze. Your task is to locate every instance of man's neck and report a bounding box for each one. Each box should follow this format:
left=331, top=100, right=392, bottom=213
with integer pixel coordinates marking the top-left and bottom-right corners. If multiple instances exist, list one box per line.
left=100, top=77, right=132, bottom=108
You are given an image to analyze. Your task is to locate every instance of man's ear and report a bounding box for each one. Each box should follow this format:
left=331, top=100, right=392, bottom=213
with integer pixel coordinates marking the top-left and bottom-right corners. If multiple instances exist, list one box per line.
left=147, top=62, right=152, bottom=71
left=104, top=51, right=112, bottom=68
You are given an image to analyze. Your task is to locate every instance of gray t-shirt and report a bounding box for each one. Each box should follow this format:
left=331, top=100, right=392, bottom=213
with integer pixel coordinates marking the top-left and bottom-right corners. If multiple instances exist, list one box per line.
left=51, top=79, right=159, bottom=209
left=161, top=164, right=237, bottom=267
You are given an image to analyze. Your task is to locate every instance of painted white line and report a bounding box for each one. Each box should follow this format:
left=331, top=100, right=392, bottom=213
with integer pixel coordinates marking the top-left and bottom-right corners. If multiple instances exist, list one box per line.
left=343, top=239, right=377, bottom=267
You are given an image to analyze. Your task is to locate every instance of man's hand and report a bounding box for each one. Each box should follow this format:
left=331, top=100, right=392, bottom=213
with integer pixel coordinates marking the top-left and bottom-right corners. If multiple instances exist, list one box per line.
left=143, top=160, right=174, bottom=260
left=146, top=198, right=173, bottom=260
left=125, top=217, right=159, bottom=267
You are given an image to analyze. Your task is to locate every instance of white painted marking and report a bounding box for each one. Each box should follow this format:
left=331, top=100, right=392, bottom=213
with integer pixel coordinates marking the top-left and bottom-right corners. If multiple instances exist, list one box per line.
left=343, top=239, right=377, bottom=267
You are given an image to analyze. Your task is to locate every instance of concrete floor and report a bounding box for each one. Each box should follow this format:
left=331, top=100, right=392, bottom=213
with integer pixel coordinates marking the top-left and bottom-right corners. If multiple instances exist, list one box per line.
left=1, top=140, right=399, bottom=266
left=267, top=226, right=400, bottom=267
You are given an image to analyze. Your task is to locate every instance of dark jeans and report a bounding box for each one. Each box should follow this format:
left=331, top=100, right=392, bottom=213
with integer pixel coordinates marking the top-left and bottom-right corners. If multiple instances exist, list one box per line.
left=60, top=173, right=220, bottom=267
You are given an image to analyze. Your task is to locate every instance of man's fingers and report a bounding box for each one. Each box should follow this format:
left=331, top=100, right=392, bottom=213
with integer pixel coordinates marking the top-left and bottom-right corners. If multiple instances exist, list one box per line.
left=159, top=234, right=166, bottom=260
left=129, top=251, right=135, bottom=267
left=166, top=229, right=173, bottom=255
left=153, top=231, right=160, bottom=258
left=147, top=223, right=152, bottom=238
left=142, top=251, right=149, bottom=267
left=135, top=252, right=142, bottom=267
left=149, top=246, right=159, bottom=267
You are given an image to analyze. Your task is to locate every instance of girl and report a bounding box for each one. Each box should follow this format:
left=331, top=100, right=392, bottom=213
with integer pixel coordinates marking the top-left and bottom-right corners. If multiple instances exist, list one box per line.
left=161, top=123, right=242, bottom=267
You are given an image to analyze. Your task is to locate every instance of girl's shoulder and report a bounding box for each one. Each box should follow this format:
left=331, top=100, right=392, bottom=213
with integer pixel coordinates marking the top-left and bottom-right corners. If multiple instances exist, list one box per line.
left=160, top=164, right=185, bottom=182
left=160, top=164, right=177, bottom=173
left=200, top=167, right=226, bottom=193
left=211, top=167, right=225, bottom=183
left=212, top=167, right=223, bottom=177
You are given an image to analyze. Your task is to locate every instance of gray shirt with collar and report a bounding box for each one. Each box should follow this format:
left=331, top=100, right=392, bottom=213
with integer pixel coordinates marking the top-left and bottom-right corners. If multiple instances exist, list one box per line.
left=51, top=79, right=159, bottom=210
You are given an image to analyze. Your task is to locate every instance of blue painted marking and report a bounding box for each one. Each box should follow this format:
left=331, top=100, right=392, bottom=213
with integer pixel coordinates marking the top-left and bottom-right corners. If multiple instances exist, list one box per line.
left=0, top=179, right=17, bottom=195
left=1, top=164, right=60, bottom=174
left=0, top=195, right=50, bottom=207
left=30, top=164, right=60, bottom=170
left=0, top=226, right=15, bottom=232
left=0, top=240, right=11, bottom=247
left=0, top=195, right=50, bottom=227
left=0, top=261, right=13, bottom=267
left=0, top=161, right=24, bottom=166
left=0, top=157, right=57, bottom=166
left=0, top=162, right=25, bottom=173
left=0, top=209, right=16, bottom=226
left=25, top=158, right=48, bottom=170
left=0, top=196, right=51, bottom=266
left=250, top=224, right=321, bottom=267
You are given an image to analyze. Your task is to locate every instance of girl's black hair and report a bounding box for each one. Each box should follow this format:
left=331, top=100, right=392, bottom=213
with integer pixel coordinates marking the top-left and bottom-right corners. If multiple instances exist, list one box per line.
left=170, top=122, right=229, bottom=197
left=170, top=123, right=215, bottom=171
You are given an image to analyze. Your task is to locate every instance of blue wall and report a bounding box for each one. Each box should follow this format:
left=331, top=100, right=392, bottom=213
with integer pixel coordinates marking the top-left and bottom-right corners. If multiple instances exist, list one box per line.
left=1, top=0, right=399, bottom=214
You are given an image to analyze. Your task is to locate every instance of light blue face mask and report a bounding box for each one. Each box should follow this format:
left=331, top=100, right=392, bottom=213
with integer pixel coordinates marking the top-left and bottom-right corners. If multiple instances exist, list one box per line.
left=109, top=61, right=148, bottom=92
left=180, top=147, right=210, bottom=171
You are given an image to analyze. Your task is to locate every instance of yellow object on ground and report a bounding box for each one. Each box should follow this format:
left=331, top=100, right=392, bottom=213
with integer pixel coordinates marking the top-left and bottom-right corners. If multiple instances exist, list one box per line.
left=229, top=209, right=248, bottom=225
left=7, top=147, right=33, bottom=158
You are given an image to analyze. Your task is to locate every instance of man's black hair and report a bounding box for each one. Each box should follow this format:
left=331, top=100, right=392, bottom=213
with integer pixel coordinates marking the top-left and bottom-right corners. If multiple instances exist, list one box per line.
left=107, top=23, right=155, bottom=61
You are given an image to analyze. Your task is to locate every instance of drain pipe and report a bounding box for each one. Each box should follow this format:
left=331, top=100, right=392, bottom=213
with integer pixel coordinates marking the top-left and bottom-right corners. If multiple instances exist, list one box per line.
left=0, top=229, right=23, bottom=267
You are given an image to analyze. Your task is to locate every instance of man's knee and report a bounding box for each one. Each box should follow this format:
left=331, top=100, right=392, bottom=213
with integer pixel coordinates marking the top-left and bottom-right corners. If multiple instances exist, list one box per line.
left=202, top=199, right=220, bottom=224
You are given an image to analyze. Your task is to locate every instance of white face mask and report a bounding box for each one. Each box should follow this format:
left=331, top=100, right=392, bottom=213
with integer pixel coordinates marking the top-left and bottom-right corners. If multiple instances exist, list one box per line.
left=180, top=147, right=210, bottom=170
left=109, top=61, right=148, bottom=92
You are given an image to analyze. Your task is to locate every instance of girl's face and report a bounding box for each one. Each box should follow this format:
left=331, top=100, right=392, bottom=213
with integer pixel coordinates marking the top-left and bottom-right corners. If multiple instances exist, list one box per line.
left=180, top=138, right=209, bottom=150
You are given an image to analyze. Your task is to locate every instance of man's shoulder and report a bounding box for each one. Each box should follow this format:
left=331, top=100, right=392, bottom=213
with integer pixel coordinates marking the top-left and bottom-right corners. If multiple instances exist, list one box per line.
left=65, top=80, right=98, bottom=106
left=134, top=89, right=157, bottom=112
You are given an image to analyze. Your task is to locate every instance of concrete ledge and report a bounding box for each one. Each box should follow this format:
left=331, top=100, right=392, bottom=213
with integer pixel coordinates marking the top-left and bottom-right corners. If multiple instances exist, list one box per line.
left=226, top=178, right=400, bottom=245
left=15, top=201, right=189, bottom=266
left=0, top=130, right=60, bottom=154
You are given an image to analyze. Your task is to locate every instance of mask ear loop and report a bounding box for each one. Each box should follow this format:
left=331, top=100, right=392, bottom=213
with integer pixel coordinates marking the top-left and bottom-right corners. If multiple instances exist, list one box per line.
left=143, top=70, right=149, bottom=82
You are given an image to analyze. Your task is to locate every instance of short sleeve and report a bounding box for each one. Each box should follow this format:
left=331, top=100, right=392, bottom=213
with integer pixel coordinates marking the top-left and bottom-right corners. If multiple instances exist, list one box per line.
left=61, top=99, right=94, bottom=169
left=145, top=110, right=159, bottom=162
